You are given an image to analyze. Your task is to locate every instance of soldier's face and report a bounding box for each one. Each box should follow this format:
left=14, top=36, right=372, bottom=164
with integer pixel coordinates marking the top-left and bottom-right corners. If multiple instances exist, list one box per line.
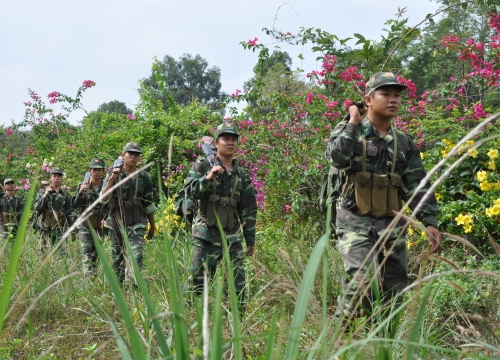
left=123, top=151, right=141, bottom=167
left=216, top=134, right=238, bottom=157
left=365, top=86, right=402, bottom=119
left=89, top=168, right=104, bottom=179
left=50, top=173, right=62, bottom=186
left=4, top=182, right=15, bottom=190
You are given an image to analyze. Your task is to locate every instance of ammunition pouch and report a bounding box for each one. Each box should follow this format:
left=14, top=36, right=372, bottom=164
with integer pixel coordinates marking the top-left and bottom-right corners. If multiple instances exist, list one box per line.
left=41, top=210, right=67, bottom=228
left=111, top=197, right=143, bottom=226
left=86, top=208, right=104, bottom=229
left=2, top=212, right=17, bottom=225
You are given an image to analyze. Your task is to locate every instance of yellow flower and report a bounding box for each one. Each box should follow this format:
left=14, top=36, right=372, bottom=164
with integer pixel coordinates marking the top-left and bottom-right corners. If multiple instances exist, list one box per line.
left=468, top=148, right=478, bottom=158
left=465, top=140, right=475, bottom=146
left=488, top=160, right=497, bottom=171
left=455, top=213, right=473, bottom=225
left=408, top=227, right=414, bottom=236
left=463, top=223, right=473, bottom=233
left=491, top=205, right=500, bottom=216
left=494, top=198, right=500, bottom=206
left=477, top=170, right=489, bottom=183
left=441, top=150, right=448, bottom=158
left=420, top=152, right=426, bottom=159
left=486, top=207, right=495, bottom=217
left=435, top=193, right=442, bottom=201
left=480, top=181, right=492, bottom=191
left=487, top=149, right=499, bottom=159
left=407, top=241, right=417, bottom=249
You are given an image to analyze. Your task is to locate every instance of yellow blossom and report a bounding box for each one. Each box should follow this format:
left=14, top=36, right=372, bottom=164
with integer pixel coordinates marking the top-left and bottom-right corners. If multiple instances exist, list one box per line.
left=435, top=193, right=442, bottom=201
left=477, top=170, right=489, bottom=183
left=480, top=181, right=492, bottom=191
left=491, top=205, right=500, bottom=216
left=488, top=160, right=496, bottom=171
left=408, top=227, right=414, bottom=236
left=455, top=213, right=473, bottom=225
left=420, top=152, right=426, bottom=159
left=463, top=223, right=473, bottom=233
left=494, top=198, right=500, bottom=206
left=407, top=241, right=417, bottom=249
left=441, top=150, right=449, bottom=158
left=486, top=207, right=495, bottom=217
left=487, top=149, right=499, bottom=159
left=468, top=148, right=478, bottom=158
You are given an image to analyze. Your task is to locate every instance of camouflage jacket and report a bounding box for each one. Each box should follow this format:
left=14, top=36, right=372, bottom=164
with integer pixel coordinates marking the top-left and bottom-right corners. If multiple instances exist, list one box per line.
left=101, top=169, right=156, bottom=229
left=0, top=193, right=25, bottom=224
left=186, top=158, right=257, bottom=247
left=325, top=117, right=439, bottom=237
left=34, top=188, right=76, bottom=228
left=73, top=181, right=105, bottom=229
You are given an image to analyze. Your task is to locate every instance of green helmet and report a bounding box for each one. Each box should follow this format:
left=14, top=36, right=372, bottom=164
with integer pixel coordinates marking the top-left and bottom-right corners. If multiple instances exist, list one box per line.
left=365, top=72, right=408, bottom=96
left=89, top=158, right=105, bottom=169
left=50, top=167, right=64, bottom=175
left=215, top=121, right=240, bottom=139
left=123, top=142, right=142, bottom=153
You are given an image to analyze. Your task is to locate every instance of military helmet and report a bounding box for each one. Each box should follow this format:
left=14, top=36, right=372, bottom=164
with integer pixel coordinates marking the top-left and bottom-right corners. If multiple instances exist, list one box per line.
left=123, top=142, right=142, bottom=154
left=89, top=158, right=105, bottom=169
left=365, top=72, right=408, bottom=96
left=50, top=167, right=64, bottom=175
left=3, top=178, right=14, bottom=185
left=215, top=121, right=240, bottom=139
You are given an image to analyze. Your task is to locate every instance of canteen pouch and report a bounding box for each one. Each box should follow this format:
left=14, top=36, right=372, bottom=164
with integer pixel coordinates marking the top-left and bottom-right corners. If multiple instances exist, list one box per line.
left=42, top=210, right=66, bottom=228
left=354, top=171, right=372, bottom=216
left=89, top=209, right=103, bottom=229
left=122, top=198, right=143, bottom=226
left=371, top=174, right=389, bottom=218
left=387, top=173, right=402, bottom=216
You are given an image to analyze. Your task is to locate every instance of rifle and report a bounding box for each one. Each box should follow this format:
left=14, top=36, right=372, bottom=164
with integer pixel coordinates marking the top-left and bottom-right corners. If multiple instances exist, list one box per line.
left=345, top=101, right=366, bottom=120
left=201, top=136, right=223, bottom=173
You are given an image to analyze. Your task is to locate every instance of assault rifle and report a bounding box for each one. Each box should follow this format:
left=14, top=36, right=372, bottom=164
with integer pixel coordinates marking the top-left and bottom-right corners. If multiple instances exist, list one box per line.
left=201, top=136, right=223, bottom=173
left=345, top=101, right=365, bottom=120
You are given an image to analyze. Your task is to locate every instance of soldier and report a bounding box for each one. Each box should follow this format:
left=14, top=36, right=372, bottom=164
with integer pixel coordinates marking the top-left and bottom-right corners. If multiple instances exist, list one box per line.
left=73, top=158, right=107, bottom=276
left=0, top=178, right=25, bottom=242
left=101, top=142, right=156, bottom=284
left=34, top=168, right=76, bottom=253
left=325, top=72, right=441, bottom=325
left=185, top=121, right=257, bottom=307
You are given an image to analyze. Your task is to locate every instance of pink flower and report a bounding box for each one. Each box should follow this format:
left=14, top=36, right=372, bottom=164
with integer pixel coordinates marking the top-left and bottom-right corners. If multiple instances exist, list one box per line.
left=127, top=114, right=136, bottom=120
left=5, top=128, right=14, bottom=136
left=82, top=80, right=96, bottom=89
left=285, top=204, right=291, bottom=213
left=248, top=37, right=258, bottom=47
left=306, top=92, right=313, bottom=104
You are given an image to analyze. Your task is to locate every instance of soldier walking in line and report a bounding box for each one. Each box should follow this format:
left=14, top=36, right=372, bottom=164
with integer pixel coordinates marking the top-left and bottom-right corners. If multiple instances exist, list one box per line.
left=0, top=178, right=25, bottom=242
left=101, top=142, right=156, bottom=284
left=73, top=158, right=107, bottom=276
left=325, top=72, right=441, bottom=327
left=184, top=121, right=258, bottom=307
left=34, top=168, right=76, bottom=253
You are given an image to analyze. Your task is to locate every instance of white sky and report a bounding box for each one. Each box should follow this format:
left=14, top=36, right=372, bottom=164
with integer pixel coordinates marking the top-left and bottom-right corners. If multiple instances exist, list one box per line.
left=0, top=0, right=440, bottom=127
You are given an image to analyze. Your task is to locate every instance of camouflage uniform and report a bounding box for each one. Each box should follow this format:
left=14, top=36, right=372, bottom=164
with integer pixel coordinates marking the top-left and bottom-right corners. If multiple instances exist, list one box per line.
left=0, top=178, right=25, bottom=242
left=73, top=158, right=107, bottom=276
left=34, top=168, right=76, bottom=253
left=325, top=72, right=439, bottom=319
left=102, top=143, right=157, bottom=283
left=186, top=122, right=257, bottom=303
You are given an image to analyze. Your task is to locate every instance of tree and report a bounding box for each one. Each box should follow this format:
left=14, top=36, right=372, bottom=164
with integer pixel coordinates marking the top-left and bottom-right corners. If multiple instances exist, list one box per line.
left=141, top=54, right=224, bottom=111
left=96, top=100, right=132, bottom=115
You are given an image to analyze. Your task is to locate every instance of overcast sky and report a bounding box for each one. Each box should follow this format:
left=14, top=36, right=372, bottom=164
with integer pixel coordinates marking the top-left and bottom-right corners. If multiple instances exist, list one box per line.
left=0, top=0, right=441, bottom=127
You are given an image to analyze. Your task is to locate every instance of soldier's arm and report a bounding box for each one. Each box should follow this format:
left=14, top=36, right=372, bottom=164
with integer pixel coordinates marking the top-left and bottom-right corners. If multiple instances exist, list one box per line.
left=142, top=174, right=157, bottom=216
left=73, top=184, right=83, bottom=209
left=325, top=119, right=357, bottom=169
left=402, top=137, right=439, bottom=228
left=34, top=192, right=49, bottom=212
left=64, top=192, right=77, bottom=227
left=238, top=171, right=258, bottom=247
left=186, top=160, right=212, bottom=200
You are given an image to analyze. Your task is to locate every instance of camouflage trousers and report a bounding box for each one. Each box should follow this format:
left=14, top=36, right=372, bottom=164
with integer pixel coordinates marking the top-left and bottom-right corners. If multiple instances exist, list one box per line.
left=109, top=226, right=145, bottom=283
left=189, top=239, right=246, bottom=303
left=335, top=226, right=408, bottom=320
left=38, top=227, right=67, bottom=253
left=78, top=227, right=105, bottom=276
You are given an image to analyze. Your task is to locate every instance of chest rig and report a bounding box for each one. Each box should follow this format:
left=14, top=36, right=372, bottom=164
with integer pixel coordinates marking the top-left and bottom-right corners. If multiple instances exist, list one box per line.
left=346, top=126, right=408, bottom=218
left=199, top=172, right=240, bottom=229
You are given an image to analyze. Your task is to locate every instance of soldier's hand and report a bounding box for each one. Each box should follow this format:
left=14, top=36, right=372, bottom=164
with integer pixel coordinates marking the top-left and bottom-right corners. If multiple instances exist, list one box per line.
left=71, top=233, right=77, bottom=242
left=79, top=184, right=89, bottom=194
left=206, top=165, right=225, bottom=181
left=147, top=226, right=155, bottom=240
left=44, top=186, right=53, bottom=196
left=245, top=246, right=255, bottom=257
left=426, top=226, right=441, bottom=254
left=348, top=105, right=364, bottom=125
left=111, top=168, right=121, bottom=180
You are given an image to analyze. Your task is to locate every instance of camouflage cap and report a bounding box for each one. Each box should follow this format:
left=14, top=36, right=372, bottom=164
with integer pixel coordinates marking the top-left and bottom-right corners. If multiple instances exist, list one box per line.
left=4, top=178, right=14, bottom=185
left=123, top=142, right=142, bottom=154
left=89, top=157, right=105, bottom=169
left=365, top=72, right=408, bottom=96
left=50, top=167, right=64, bottom=175
left=215, top=121, right=240, bottom=139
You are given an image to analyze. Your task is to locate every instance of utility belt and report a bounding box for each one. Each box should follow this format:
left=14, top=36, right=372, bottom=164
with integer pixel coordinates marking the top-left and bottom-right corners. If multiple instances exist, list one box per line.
left=2, top=212, right=17, bottom=225
left=41, top=210, right=67, bottom=228
left=110, top=197, right=143, bottom=226
left=199, top=174, right=240, bottom=229
left=343, top=131, right=408, bottom=218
